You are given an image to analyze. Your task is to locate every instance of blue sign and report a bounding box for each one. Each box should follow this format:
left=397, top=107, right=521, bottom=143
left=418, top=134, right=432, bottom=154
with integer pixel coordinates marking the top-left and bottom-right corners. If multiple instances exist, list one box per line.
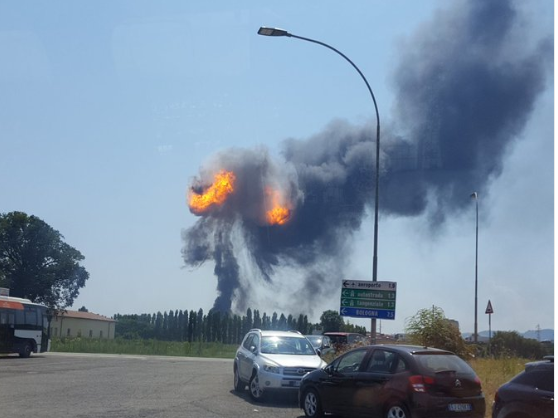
left=339, top=306, right=396, bottom=320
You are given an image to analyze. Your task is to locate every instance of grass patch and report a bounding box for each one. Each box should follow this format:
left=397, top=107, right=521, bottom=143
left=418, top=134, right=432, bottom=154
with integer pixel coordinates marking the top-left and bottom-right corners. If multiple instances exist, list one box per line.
left=469, top=357, right=527, bottom=417
left=52, top=337, right=237, bottom=359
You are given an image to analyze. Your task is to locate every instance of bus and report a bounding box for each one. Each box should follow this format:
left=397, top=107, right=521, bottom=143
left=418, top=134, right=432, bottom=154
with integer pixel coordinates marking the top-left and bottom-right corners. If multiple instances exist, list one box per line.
left=0, top=295, right=50, bottom=357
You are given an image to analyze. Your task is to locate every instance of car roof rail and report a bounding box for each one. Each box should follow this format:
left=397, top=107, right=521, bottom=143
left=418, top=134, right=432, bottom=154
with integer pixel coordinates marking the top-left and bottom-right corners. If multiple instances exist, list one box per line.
left=249, top=328, right=262, bottom=332
left=543, top=355, right=554, bottom=362
left=287, top=330, right=302, bottom=334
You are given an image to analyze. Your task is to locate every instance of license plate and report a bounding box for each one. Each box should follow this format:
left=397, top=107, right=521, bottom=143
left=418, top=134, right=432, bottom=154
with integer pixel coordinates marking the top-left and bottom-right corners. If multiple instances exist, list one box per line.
left=448, top=403, right=472, bottom=412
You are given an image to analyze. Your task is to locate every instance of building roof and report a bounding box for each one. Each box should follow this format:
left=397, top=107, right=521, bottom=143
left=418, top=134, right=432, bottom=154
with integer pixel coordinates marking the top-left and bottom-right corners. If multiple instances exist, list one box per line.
left=55, top=310, right=116, bottom=323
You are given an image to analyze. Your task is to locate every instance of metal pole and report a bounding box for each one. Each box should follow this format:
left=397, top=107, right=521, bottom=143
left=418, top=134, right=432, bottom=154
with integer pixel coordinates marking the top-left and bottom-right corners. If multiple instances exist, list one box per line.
left=262, top=29, right=381, bottom=342
left=473, top=193, right=479, bottom=343
left=488, top=312, right=491, bottom=356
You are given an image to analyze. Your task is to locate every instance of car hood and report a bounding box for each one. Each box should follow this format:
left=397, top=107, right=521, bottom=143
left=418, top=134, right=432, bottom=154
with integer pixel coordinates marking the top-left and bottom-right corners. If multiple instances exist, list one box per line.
left=259, top=353, right=326, bottom=369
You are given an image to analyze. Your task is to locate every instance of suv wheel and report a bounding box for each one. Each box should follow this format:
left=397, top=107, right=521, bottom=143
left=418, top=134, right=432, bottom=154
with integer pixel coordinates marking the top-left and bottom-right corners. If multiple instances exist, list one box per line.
left=249, top=372, right=264, bottom=401
left=233, top=366, right=244, bottom=392
left=302, top=388, right=323, bottom=418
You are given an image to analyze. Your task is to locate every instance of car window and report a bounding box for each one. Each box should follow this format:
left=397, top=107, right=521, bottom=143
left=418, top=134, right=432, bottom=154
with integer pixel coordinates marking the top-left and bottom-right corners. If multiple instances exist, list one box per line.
left=306, top=336, right=321, bottom=347
left=252, top=334, right=260, bottom=351
left=414, top=353, right=475, bottom=374
left=327, top=335, right=347, bottom=345
left=333, top=349, right=367, bottom=373
left=242, top=334, right=254, bottom=350
left=348, top=334, right=366, bottom=344
left=366, top=349, right=396, bottom=373
left=513, top=369, right=554, bottom=391
left=393, top=356, right=409, bottom=373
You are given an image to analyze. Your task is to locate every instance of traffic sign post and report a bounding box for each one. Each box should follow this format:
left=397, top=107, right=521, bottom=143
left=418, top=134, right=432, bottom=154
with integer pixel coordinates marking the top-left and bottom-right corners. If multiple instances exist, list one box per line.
left=485, top=300, right=494, bottom=354
left=340, top=280, right=397, bottom=320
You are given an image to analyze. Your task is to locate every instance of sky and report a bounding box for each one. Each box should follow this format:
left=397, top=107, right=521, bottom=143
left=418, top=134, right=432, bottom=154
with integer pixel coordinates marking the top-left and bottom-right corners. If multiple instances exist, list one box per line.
left=0, top=1, right=554, bottom=335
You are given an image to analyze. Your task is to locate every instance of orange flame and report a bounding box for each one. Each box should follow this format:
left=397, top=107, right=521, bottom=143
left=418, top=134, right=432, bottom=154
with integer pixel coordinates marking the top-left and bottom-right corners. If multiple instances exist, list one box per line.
left=265, top=187, right=291, bottom=225
left=189, top=170, right=236, bottom=214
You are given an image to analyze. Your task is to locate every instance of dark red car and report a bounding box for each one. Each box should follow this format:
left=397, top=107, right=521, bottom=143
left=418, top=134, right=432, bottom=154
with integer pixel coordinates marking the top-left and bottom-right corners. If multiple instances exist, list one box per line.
left=322, top=331, right=368, bottom=352
left=299, top=344, right=485, bottom=418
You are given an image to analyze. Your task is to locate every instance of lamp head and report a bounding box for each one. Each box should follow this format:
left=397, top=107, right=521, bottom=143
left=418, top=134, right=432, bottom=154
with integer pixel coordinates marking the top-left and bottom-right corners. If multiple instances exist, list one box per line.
left=258, top=27, right=290, bottom=37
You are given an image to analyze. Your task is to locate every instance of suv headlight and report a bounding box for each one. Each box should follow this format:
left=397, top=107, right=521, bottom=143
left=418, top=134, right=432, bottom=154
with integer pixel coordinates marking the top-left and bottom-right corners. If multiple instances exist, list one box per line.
left=263, top=364, right=281, bottom=374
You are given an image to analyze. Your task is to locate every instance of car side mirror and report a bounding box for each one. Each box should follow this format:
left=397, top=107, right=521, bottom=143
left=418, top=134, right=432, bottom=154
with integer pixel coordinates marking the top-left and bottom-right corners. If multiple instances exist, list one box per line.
left=325, top=364, right=334, bottom=375
left=316, top=348, right=322, bottom=357
left=250, top=345, right=258, bottom=354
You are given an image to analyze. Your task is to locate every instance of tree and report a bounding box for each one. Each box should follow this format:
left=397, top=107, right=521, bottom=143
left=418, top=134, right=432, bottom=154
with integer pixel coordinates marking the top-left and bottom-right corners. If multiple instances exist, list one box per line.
left=405, top=306, right=471, bottom=358
left=0, top=211, right=89, bottom=309
left=320, top=310, right=344, bottom=332
left=490, top=331, right=548, bottom=359
left=78, top=306, right=89, bottom=312
left=278, top=313, right=287, bottom=330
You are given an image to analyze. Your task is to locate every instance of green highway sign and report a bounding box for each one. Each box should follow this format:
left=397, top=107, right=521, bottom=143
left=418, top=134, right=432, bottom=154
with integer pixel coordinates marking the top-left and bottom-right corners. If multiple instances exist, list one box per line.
left=340, top=298, right=396, bottom=309
left=339, top=279, right=397, bottom=320
left=340, top=288, right=396, bottom=300
left=342, top=280, right=396, bottom=291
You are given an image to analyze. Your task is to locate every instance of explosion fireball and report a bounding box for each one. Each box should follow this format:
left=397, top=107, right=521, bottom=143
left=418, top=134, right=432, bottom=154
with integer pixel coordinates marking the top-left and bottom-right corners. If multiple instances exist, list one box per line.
left=265, top=187, right=291, bottom=226
left=188, top=170, right=236, bottom=214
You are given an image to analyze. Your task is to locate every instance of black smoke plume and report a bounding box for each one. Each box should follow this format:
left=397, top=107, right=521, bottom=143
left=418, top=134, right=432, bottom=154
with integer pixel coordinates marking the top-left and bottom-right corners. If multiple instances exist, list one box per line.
left=182, top=0, right=552, bottom=314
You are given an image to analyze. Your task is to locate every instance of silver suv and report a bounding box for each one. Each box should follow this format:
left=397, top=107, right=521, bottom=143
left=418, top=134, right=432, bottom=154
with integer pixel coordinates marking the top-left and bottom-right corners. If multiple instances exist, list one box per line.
left=234, top=329, right=327, bottom=401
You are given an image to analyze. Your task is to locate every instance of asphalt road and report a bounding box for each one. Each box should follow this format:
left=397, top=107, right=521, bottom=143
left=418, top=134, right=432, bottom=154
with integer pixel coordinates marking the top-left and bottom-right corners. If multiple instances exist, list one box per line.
left=0, top=352, right=303, bottom=418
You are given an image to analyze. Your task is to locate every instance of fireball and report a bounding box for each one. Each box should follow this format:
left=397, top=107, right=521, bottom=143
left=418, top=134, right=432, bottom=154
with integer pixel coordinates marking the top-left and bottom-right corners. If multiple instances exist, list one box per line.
left=188, top=170, right=236, bottom=214
left=265, top=187, right=291, bottom=225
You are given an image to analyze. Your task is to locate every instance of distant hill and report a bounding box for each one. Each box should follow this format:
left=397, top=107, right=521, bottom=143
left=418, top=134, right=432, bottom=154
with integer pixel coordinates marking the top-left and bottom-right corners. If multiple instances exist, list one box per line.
left=462, top=329, right=554, bottom=342
left=522, top=329, right=554, bottom=342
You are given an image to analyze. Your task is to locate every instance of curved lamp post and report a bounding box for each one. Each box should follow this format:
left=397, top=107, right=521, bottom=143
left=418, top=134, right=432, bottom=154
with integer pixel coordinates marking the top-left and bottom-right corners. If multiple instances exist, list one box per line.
left=257, top=27, right=381, bottom=341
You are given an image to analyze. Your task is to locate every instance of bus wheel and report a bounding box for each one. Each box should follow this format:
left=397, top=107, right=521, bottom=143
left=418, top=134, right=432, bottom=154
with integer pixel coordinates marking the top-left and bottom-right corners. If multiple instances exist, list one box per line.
left=19, top=341, right=32, bottom=358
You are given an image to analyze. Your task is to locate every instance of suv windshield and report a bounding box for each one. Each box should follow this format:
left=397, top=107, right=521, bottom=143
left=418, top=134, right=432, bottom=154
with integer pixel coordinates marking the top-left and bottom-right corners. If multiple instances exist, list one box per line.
left=260, top=336, right=316, bottom=355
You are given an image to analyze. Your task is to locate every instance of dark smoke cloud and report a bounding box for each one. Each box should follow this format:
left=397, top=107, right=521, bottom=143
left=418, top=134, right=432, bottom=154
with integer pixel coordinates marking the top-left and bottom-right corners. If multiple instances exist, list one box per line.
left=182, top=0, right=552, bottom=314
left=385, top=0, right=552, bottom=224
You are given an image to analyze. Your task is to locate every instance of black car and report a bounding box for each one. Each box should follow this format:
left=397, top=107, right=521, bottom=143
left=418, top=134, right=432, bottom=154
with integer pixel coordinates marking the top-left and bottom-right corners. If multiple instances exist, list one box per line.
left=299, top=344, right=485, bottom=418
left=304, top=335, right=333, bottom=356
left=492, top=356, right=554, bottom=418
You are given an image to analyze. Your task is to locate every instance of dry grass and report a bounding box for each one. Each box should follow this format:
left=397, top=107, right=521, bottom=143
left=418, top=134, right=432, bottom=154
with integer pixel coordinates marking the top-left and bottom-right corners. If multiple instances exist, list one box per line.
left=469, top=357, right=527, bottom=418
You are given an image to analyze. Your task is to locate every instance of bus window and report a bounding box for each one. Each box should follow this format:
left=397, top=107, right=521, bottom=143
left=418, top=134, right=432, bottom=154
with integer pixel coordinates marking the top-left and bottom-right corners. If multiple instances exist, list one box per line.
left=15, top=309, right=24, bottom=325
left=25, top=307, right=38, bottom=326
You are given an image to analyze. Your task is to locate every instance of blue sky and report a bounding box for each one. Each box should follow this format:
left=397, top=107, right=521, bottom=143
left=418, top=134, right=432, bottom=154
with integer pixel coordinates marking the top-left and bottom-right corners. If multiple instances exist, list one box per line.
left=1, top=1, right=553, bottom=334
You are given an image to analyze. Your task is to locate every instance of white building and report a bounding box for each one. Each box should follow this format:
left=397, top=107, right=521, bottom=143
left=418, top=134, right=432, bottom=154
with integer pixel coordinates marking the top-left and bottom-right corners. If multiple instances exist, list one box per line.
left=50, top=310, right=115, bottom=339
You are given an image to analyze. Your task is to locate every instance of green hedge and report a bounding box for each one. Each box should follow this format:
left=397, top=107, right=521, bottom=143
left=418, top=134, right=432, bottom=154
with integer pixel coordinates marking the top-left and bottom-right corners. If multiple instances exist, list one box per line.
left=51, top=337, right=237, bottom=358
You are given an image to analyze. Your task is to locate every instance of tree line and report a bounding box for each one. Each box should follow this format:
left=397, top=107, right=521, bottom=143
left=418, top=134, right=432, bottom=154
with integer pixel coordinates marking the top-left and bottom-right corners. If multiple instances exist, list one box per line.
left=404, top=306, right=553, bottom=359
left=114, top=308, right=366, bottom=345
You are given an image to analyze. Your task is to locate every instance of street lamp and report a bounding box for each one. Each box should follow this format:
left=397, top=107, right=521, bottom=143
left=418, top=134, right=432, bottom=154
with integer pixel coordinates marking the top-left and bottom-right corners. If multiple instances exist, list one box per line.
left=470, top=192, right=479, bottom=343
left=258, top=27, right=381, bottom=342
